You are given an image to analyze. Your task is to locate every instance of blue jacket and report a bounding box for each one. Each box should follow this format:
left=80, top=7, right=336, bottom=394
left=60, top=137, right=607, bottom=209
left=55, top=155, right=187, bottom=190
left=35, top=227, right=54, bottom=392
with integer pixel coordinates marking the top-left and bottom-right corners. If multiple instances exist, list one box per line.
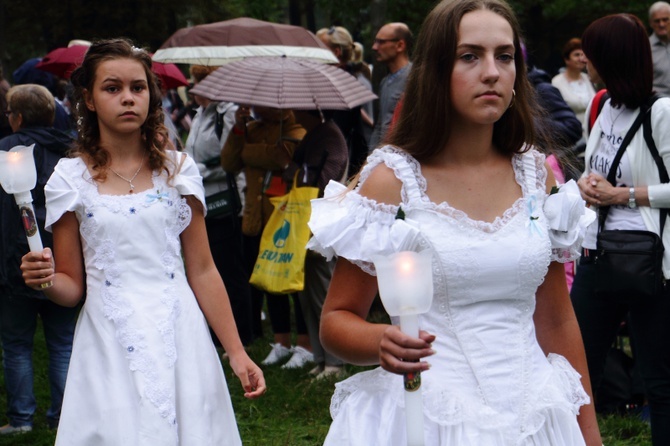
left=527, top=66, right=583, bottom=147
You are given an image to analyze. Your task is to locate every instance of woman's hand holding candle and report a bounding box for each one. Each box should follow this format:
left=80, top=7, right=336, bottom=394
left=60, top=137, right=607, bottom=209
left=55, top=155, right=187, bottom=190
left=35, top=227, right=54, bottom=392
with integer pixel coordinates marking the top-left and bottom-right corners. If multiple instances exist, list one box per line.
left=378, top=325, right=435, bottom=375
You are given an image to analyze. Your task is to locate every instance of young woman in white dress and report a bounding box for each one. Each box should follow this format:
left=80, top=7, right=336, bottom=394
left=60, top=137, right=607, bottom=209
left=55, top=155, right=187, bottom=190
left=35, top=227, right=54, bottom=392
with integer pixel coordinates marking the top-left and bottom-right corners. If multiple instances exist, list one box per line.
left=20, top=38, right=265, bottom=445
left=307, top=0, right=603, bottom=444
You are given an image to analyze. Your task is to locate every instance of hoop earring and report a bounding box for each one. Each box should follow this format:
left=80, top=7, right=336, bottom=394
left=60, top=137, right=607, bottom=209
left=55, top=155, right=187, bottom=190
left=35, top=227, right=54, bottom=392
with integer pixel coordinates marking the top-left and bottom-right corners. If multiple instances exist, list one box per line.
left=508, top=89, right=516, bottom=109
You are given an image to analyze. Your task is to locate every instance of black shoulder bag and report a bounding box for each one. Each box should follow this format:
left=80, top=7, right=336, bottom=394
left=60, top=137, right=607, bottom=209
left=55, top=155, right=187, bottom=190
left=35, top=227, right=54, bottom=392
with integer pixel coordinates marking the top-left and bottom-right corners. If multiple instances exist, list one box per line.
left=594, top=96, right=667, bottom=300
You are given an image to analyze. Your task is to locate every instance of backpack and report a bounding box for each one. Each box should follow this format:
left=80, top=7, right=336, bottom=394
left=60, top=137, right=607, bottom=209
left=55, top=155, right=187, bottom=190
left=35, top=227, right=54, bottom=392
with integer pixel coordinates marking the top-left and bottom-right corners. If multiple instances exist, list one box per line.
left=588, top=89, right=610, bottom=134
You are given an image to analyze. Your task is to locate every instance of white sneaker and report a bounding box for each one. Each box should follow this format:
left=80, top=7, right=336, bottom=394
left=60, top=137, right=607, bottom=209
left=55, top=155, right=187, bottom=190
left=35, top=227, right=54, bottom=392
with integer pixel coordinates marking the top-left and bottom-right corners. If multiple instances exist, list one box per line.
left=0, top=424, right=32, bottom=435
left=308, top=364, right=325, bottom=376
left=314, top=365, right=344, bottom=380
left=261, top=343, right=292, bottom=365
left=281, top=346, right=315, bottom=369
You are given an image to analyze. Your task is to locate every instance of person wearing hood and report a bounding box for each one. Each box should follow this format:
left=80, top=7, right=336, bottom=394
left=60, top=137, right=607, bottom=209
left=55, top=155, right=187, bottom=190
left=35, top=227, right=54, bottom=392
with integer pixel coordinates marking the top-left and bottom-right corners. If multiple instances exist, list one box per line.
left=0, top=84, right=78, bottom=434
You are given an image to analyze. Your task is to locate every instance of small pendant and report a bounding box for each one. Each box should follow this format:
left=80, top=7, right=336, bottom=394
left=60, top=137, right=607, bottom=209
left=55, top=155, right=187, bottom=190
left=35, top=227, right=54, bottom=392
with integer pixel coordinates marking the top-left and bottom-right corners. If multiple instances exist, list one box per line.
left=129, top=183, right=135, bottom=194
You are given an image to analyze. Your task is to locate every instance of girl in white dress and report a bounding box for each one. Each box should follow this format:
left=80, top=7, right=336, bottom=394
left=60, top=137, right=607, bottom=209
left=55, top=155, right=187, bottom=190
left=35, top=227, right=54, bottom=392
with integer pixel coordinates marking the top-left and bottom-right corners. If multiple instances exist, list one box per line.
left=20, top=38, right=265, bottom=445
left=307, top=0, right=603, bottom=444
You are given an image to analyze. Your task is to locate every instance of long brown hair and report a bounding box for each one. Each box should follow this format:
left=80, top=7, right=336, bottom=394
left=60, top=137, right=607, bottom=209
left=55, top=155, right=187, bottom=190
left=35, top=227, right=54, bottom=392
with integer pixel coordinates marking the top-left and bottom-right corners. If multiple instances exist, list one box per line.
left=385, top=0, right=539, bottom=161
left=69, top=38, right=174, bottom=181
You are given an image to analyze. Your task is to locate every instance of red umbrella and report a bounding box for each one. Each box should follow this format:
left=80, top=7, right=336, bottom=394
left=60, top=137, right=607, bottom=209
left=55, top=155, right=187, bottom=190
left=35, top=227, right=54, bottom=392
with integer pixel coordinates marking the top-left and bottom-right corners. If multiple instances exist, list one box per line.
left=35, top=46, right=188, bottom=89
left=151, top=61, right=189, bottom=89
left=35, top=45, right=88, bottom=79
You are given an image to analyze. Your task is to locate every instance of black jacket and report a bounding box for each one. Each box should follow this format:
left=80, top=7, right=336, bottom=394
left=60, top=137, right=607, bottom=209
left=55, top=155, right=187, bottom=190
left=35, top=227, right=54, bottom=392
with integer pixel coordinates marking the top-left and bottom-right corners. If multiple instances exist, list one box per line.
left=0, top=127, right=72, bottom=297
left=527, top=66, right=583, bottom=148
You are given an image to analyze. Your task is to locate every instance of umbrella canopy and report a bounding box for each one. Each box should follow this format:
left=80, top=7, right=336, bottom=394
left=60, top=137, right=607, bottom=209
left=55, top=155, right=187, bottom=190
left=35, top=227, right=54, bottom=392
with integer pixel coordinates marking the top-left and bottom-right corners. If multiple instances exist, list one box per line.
left=13, top=58, right=57, bottom=87
left=35, top=46, right=188, bottom=89
left=35, top=45, right=89, bottom=79
left=149, top=61, right=189, bottom=89
left=153, top=17, right=337, bottom=65
left=189, top=56, right=377, bottom=110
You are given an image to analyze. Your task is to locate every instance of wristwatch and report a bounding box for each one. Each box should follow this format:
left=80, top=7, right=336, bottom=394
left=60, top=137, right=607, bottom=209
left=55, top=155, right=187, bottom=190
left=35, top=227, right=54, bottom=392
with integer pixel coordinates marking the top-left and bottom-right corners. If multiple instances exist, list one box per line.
left=628, top=187, right=636, bottom=209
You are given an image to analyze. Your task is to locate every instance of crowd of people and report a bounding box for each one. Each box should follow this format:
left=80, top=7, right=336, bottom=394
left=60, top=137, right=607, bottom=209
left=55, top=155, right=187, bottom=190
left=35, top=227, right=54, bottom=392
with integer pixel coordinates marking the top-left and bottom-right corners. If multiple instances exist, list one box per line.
left=1, top=0, right=670, bottom=444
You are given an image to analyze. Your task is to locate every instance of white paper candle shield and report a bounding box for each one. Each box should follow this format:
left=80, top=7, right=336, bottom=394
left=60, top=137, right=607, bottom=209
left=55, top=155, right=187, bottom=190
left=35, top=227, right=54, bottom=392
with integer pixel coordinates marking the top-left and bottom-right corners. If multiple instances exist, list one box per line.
left=372, top=249, right=434, bottom=446
left=373, top=250, right=433, bottom=316
left=0, top=144, right=37, bottom=196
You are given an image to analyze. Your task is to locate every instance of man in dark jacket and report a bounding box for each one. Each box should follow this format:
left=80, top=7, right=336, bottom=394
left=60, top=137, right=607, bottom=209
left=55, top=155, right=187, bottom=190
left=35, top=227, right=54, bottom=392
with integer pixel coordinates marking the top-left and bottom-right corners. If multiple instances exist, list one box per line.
left=0, top=84, right=78, bottom=434
left=527, top=65, right=584, bottom=148
left=527, top=65, right=585, bottom=180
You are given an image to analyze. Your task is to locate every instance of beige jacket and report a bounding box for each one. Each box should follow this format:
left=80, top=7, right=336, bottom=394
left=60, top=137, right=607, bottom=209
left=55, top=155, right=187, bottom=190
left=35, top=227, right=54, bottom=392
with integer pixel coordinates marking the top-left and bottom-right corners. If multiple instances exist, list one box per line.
left=221, top=111, right=305, bottom=236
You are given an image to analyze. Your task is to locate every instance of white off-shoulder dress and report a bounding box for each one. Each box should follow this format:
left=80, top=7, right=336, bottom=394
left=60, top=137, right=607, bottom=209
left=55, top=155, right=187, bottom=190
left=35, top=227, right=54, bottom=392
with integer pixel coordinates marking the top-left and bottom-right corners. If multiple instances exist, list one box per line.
left=308, top=146, right=596, bottom=446
left=45, top=152, right=241, bottom=446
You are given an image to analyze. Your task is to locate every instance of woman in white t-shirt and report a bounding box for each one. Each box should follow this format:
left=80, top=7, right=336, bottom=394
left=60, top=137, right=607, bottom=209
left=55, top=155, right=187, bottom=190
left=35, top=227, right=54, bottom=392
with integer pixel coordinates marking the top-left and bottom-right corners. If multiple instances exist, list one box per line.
left=573, top=14, right=670, bottom=445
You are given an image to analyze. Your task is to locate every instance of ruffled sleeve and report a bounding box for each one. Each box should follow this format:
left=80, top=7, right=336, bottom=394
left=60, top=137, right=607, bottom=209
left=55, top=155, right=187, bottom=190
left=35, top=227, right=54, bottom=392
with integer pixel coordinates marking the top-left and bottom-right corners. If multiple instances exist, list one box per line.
left=171, top=151, right=206, bottom=214
left=544, top=179, right=596, bottom=262
left=45, top=158, right=85, bottom=232
left=307, top=180, right=426, bottom=276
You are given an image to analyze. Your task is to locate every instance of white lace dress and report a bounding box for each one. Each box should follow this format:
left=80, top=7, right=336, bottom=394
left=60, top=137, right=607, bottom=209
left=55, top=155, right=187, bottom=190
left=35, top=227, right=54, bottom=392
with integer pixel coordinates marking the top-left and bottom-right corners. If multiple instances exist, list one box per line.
left=45, top=153, right=241, bottom=446
left=307, top=146, right=595, bottom=446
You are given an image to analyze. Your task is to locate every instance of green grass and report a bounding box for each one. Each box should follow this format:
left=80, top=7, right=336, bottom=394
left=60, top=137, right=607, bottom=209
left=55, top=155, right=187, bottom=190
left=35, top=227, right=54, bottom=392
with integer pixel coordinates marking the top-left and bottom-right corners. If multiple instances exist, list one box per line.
left=0, top=315, right=653, bottom=445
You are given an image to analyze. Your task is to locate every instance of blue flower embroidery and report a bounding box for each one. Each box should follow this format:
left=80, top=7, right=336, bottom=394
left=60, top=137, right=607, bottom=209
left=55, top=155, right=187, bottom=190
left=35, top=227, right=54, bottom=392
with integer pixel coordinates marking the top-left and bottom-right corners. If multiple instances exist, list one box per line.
left=86, top=212, right=94, bottom=218
left=129, top=207, right=137, bottom=214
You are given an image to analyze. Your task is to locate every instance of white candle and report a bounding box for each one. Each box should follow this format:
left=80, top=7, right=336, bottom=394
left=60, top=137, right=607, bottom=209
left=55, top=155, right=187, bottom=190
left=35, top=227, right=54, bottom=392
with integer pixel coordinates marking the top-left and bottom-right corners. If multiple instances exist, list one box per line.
left=372, top=250, right=434, bottom=446
left=0, top=145, right=52, bottom=288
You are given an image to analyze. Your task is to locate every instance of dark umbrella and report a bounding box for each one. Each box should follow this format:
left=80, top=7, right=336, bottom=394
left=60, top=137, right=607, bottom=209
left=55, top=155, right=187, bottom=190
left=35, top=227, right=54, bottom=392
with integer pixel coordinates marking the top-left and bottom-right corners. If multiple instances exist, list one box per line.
left=12, top=58, right=57, bottom=88
left=153, top=17, right=337, bottom=65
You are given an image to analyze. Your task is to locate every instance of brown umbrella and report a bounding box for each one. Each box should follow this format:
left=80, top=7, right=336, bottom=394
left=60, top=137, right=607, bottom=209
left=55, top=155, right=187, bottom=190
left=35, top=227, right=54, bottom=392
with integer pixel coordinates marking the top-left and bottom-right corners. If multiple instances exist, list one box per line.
left=153, top=17, right=337, bottom=65
left=189, top=56, right=377, bottom=110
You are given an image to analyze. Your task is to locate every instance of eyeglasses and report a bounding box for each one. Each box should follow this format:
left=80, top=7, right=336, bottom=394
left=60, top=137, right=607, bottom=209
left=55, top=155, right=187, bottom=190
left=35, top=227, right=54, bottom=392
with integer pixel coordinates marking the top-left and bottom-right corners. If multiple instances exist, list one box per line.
left=374, top=38, right=400, bottom=45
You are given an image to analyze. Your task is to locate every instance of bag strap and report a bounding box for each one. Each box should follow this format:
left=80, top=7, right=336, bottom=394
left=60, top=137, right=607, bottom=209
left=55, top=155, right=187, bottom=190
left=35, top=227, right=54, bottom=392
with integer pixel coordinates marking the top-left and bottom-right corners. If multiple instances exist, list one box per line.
left=599, top=95, right=667, bottom=233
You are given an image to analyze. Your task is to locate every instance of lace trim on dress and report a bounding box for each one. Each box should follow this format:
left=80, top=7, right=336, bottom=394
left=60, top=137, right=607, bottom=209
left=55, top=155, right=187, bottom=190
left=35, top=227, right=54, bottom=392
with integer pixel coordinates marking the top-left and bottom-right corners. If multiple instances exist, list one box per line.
left=359, top=146, right=426, bottom=205
left=331, top=353, right=589, bottom=435
left=363, top=146, right=550, bottom=234
left=75, top=162, right=184, bottom=440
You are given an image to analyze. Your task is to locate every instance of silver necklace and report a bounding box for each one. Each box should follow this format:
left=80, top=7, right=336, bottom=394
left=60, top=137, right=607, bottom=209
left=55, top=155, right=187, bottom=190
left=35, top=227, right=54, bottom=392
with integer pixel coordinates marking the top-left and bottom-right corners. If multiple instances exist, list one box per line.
left=109, top=153, right=146, bottom=194
left=609, top=105, right=626, bottom=135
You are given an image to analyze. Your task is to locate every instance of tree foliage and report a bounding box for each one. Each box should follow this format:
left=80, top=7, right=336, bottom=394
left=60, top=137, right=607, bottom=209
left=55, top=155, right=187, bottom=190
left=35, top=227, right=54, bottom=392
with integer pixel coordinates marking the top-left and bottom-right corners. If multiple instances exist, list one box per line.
left=0, top=0, right=653, bottom=84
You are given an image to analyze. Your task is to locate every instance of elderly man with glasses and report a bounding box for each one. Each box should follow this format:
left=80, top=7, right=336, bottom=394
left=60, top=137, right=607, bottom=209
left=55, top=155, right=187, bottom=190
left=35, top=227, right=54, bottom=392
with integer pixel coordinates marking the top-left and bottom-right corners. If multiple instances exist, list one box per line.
left=368, top=22, right=413, bottom=150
